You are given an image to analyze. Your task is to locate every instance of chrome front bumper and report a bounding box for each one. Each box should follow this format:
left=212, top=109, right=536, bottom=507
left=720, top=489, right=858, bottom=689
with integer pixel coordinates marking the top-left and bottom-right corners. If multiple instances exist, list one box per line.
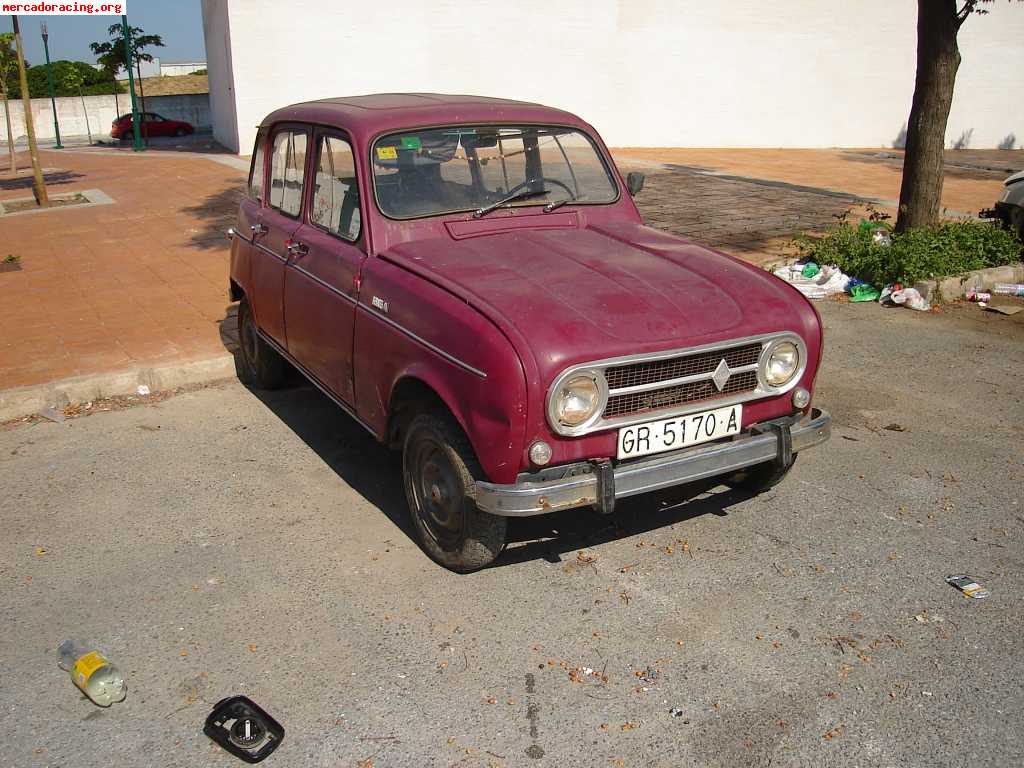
left=475, top=408, right=831, bottom=517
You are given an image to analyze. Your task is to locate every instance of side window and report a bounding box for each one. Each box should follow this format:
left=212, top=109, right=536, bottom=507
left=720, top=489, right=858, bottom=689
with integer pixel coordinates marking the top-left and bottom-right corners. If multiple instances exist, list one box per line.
left=269, top=130, right=308, bottom=218
left=311, top=135, right=361, bottom=241
left=248, top=131, right=266, bottom=202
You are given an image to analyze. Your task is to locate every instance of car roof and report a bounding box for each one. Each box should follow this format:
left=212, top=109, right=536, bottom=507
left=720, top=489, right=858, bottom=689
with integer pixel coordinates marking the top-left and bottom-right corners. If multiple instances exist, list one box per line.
left=259, top=93, right=592, bottom=142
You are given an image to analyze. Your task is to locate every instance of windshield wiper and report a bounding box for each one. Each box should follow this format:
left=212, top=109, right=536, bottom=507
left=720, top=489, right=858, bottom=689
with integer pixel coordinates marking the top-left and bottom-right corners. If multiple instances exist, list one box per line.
left=473, top=187, right=550, bottom=218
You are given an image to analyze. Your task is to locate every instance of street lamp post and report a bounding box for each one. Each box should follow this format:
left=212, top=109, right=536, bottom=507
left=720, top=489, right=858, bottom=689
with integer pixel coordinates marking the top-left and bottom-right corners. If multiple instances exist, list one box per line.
left=40, top=23, right=63, bottom=149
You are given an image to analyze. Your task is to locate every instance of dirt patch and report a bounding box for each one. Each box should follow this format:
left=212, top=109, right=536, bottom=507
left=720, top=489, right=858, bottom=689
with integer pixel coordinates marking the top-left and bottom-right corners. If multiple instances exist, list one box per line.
left=1, top=192, right=88, bottom=214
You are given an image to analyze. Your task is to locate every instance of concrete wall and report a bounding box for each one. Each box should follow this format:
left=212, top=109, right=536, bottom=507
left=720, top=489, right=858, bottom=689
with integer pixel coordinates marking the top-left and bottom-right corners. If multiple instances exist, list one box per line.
left=203, top=0, right=1024, bottom=155
left=0, top=93, right=212, bottom=143
left=202, top=0, right=239, bottom=152
left=161, top=62, right=207, bottom=77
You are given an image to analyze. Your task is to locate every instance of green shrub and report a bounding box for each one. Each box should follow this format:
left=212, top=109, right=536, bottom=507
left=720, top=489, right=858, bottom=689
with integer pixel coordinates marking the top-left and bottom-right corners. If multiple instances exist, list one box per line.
left=794, top=211, right=1023, bottom=286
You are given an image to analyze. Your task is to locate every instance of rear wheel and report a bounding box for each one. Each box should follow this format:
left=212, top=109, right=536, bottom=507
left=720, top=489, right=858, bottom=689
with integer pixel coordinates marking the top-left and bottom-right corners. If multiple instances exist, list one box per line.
left=237, top=297, right=288, bottom=389
left=403, top=411, right=506, bottom=572
left=174, top=127, right=187, bottom=137
left=726, top=455, right=797, bottom=493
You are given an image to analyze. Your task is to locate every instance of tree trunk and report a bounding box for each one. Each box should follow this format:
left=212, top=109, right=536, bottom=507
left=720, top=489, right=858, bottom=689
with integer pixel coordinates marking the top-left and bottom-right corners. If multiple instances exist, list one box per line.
left=112, top=71, right=119, bottom=118
left=2, top=89, right=15, bottom=172
left=895, top=0, right=962, bottom=233
left=79, top=88, right=92, bottom=145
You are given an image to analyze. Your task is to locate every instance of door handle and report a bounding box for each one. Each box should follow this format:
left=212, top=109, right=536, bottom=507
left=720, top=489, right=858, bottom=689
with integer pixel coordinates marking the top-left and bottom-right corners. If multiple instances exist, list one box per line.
left=250, top=223, right=268, bottom=237
left=285, top=240, right=309, bottom=258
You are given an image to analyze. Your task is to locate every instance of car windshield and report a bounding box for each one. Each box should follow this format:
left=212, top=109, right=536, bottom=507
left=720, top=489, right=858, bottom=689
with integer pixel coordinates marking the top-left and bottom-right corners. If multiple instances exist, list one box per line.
left=372, top=125, right=618, bottom=219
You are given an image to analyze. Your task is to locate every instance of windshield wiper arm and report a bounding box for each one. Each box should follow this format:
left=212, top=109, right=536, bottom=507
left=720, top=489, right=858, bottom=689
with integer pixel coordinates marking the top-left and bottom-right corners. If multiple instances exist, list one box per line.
left=543, top=198, right=571, bottom=213
left=473, top=187, right=550, bottom=218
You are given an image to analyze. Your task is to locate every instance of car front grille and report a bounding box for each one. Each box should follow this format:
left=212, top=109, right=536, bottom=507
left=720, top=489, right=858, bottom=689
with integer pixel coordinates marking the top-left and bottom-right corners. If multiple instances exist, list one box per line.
left=547, top=333, right=804, bottom=437
left=603, top=369, right=759, bottom=419
left=603, top=343, right=762, bottom=391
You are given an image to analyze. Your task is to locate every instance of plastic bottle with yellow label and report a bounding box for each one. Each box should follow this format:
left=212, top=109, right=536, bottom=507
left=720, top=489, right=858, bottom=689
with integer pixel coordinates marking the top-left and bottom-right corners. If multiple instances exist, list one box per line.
left=57, top=640, right=127, bottom=706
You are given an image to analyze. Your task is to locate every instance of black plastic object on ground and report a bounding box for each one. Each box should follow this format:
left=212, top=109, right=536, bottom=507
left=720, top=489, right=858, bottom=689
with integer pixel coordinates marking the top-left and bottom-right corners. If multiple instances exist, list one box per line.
left=204, top=696, right=284, bottom=763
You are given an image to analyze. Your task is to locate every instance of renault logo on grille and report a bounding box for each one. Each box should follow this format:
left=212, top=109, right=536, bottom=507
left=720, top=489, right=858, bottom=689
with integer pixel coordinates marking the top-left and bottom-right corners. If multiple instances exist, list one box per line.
left=711, top=359, right=731, bottom=391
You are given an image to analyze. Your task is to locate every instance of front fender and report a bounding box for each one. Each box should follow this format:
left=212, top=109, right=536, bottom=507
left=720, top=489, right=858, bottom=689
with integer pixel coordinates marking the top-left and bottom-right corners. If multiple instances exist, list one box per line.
left=354, top=257, right=529, bottom=484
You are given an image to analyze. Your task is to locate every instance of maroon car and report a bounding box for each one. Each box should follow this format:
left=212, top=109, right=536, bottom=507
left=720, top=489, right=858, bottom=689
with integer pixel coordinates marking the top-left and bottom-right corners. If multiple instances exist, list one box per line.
left=110, top=112, right=194, bottom=139
left=228, top=94, right=831, bottom=572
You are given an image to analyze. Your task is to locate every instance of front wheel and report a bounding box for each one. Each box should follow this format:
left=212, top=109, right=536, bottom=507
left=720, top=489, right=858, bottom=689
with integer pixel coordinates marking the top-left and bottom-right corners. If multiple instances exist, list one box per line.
left=174, top=127, right=187, bottom=137
left=726, top=455, right=797, bottom=493
left=403, top=411, right=506, bottom=572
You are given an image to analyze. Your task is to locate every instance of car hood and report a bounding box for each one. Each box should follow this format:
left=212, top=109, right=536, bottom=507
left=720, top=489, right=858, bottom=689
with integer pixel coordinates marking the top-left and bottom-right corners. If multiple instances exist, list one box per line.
left=381, top=222, right=820, bottom=382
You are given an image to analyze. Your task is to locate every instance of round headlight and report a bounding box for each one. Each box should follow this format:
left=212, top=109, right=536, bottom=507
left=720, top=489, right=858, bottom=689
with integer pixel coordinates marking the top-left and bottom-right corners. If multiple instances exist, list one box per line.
left=555, top=375, right=601, bottom=426
left=766, top=341, right=800, bottom=386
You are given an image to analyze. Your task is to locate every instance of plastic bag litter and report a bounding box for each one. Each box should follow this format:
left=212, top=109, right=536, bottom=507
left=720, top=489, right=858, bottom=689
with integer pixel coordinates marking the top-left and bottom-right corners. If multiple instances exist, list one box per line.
left=891, top=287, right=930, bottom=311
left=773, top=263, right=850, bottom=300
left=849, top=283, right=881, bottom=302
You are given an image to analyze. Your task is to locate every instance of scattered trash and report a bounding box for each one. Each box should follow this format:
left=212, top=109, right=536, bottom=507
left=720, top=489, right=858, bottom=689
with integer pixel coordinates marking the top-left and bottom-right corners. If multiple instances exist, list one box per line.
left=849, top=282, right=881, bottom=302
left=945, top=575, right=990, bottom=599
left=891, top=287, right=930, bottom=311
left=992, top=283, right=1024, bottom=297
left=878, top=284, right=900, bottom=306
left=57, top=640, right=127, bottom=707
left=982, top=303, right=1022, bottom=316
left=773, top=263, right=850, bottom=300
left=204, top=695, right=285, bottom=763
left=136, top=384, right=151, bottom=396
left=966, top=290, right=992, bottom=303
left=669, top=707, right=685, bottom=718
left=38, top=407, right=65, bottom=423
left=872, top=229, right=892, bottom=247
left=883, top=423, right=907, bottom=432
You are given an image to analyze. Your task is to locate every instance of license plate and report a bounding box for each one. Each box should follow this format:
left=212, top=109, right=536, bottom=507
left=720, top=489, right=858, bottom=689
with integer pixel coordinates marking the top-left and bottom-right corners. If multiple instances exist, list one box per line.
left=617, top=404, right=743, bottom=460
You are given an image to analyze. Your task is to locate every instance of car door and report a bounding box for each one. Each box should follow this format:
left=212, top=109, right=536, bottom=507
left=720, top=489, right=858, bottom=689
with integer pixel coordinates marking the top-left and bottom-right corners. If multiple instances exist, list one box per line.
left=283, top=130, right=366, bottom=403
left=250, top=125, right=310, bottom=347
left=233, top=128, right=266, bottom=295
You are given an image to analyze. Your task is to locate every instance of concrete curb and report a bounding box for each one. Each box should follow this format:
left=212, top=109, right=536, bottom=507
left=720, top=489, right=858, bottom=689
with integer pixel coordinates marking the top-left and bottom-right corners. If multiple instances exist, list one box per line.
left=0, top=353, right=238, bottom=422
left=913, top=263, right=1024, bottom=302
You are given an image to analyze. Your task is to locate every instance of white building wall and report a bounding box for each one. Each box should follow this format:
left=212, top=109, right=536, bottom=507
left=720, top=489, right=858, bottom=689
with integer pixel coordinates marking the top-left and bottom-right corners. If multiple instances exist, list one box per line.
left=201, top=0, right=239, bottom=152
left=204, top=0, right=1024, bottom=155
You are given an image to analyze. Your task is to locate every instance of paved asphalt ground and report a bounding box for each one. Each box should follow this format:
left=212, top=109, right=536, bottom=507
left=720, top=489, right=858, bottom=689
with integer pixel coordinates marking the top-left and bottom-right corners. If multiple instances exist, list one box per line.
left=2, top=300, right=1023, bottom=768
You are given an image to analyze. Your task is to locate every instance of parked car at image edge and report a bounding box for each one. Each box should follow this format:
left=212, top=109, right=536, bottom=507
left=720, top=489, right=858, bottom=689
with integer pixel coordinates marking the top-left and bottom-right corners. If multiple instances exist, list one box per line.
left=228, top=93, right=832, bottom=572
left=989, top=169, right=1024, bottom=240
left=110, top=112, right=195, bottom=139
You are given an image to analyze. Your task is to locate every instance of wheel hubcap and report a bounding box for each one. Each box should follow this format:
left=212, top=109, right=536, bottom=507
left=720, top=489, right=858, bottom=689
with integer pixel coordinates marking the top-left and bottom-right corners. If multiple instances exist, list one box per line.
left=411, top=440, right=463, bottom=549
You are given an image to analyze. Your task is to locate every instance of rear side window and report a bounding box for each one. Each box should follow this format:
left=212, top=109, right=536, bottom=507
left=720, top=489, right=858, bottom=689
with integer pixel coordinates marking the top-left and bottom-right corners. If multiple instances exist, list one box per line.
left=311, top=135, right=361, bottom=241
left=248, top=132, right=266, bottom=201
left=269, top=130, right=308, bottom=217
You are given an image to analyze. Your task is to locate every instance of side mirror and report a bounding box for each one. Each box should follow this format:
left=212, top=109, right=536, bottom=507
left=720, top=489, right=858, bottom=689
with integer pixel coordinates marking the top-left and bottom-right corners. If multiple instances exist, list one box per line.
left=626, top=172, right=645, bottom=196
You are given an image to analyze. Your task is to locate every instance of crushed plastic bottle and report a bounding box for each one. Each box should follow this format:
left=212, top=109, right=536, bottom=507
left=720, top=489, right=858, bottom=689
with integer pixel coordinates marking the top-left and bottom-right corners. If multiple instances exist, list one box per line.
left=992, top=283, right=1024, bottom=297
left=58, top=640, right=127, bottom=706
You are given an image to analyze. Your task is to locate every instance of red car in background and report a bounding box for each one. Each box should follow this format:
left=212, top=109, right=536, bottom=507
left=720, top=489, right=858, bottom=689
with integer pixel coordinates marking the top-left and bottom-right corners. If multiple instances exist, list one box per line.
left=110, top=112, right=194, bottom=139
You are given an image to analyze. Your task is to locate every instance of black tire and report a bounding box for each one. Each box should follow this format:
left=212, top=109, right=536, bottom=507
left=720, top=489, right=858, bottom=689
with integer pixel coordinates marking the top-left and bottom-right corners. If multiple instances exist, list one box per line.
left=237, top=297, right=288, bottom=389
left=175, top=127, right=187, bottom=137
left=403, top=411, right=506, bottom=572
left=726, top=454, right=798, bottom=493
